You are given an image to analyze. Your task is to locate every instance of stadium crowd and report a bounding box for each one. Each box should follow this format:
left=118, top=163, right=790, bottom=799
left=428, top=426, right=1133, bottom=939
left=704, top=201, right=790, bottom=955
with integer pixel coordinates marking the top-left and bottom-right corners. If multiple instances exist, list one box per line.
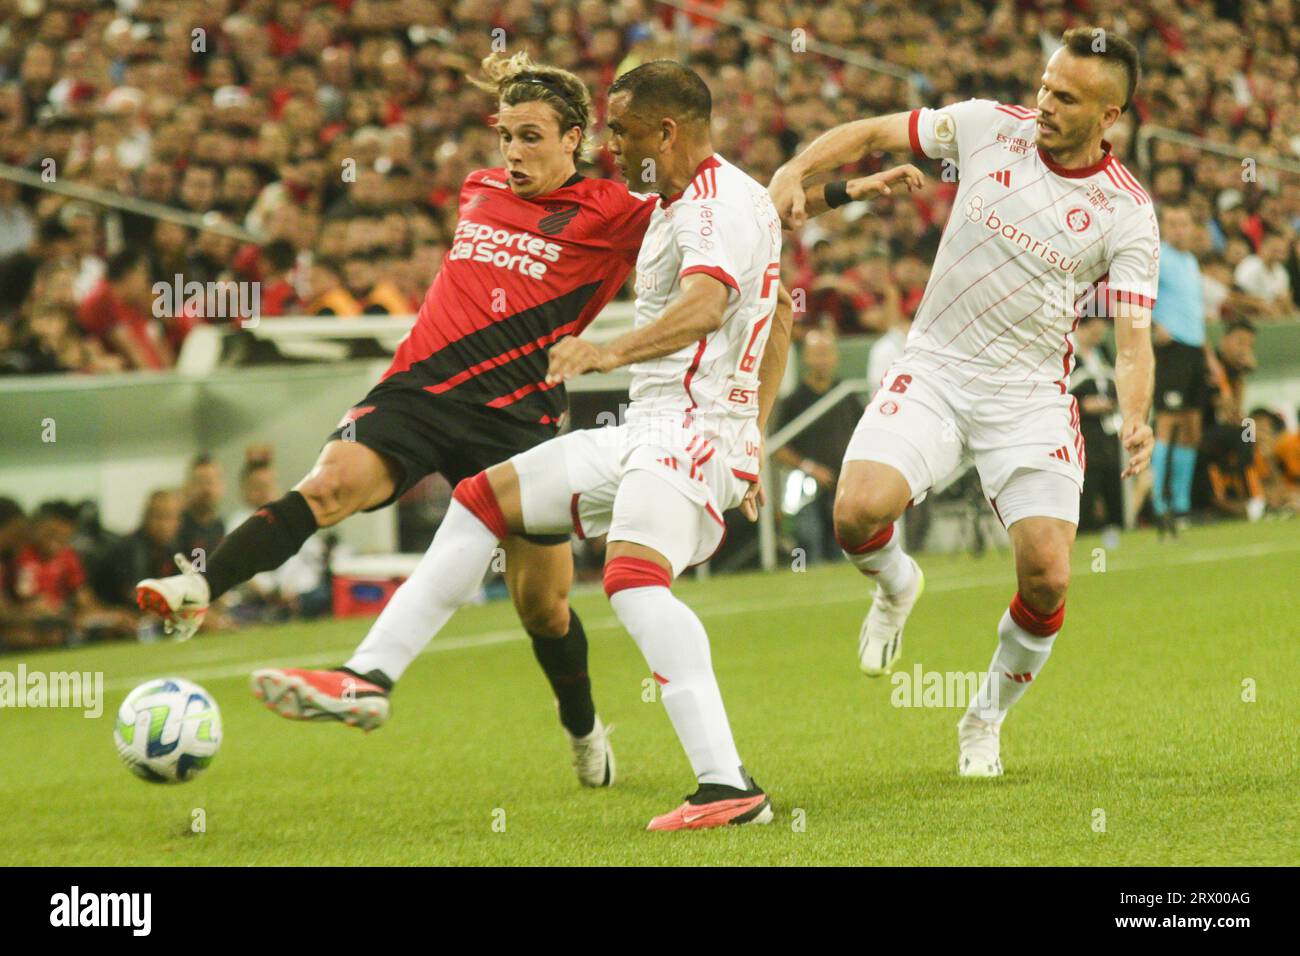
left=0, top=0, right=1297, bottom=375
left=2, top=0, right=1300, bottom=644
left=0, top=446, right=332, bottom=650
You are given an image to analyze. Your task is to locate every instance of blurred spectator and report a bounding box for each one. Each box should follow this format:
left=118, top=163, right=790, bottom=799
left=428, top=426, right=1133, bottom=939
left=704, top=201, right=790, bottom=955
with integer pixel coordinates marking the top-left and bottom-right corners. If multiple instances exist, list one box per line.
left=866, top=294, right=911, bottom=391
left=1205, top=320, right=1258, bottom=429
left=773, top=328, right=862, bottom=563
left=225, top=448, right=330, bottom=622
left=0, top=180, right=35, bottom=259
left=0, top=497, right=30, bottom=647
left=256, top=239, right=303, bottom=317
left=1233, top=231, right=1295, bottom=320
left=1247, top=408, right=1300, bottom=513
left=95, top=490, right=184, bottom=609
left=77, top=248, right=174, bottom=370
left=1069, top=315, right=1123, bottom=539
left=0, top=300, right=121, bottom=375
left=1202, top=424, right=1266, bottom=523
left=304, top=260, right=361, bottom=316
left=1197, top=320, right=1260, bottom=518
left=7, top=500, right=134, bottom=646
left=179, top=454, right=227, bottom=563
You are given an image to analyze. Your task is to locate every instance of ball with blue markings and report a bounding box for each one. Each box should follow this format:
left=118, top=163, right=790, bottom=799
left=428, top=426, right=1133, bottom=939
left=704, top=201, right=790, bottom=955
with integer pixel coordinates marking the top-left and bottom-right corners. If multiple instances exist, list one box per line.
left=114, top=678, right=222, bottom=783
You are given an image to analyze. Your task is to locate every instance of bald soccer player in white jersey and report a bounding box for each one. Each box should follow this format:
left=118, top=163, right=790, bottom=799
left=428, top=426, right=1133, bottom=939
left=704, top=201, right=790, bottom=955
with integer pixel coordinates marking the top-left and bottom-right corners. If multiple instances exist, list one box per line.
left=770, top=28, right=1158, bottom=777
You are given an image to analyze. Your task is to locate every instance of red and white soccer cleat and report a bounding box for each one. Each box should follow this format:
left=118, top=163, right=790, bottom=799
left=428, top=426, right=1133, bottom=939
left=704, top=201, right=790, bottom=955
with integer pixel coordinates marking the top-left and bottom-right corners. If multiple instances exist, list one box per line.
left=251, top=667, right=391, bottom=732
left=136, top=553, right=210, bottom=642
left=646, top=777, right=773, bottom=831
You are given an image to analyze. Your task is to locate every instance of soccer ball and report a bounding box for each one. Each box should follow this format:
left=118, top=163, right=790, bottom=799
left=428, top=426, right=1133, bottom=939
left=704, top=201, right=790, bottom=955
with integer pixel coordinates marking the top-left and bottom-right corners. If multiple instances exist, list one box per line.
left=113, top=678, right=222, bottom=784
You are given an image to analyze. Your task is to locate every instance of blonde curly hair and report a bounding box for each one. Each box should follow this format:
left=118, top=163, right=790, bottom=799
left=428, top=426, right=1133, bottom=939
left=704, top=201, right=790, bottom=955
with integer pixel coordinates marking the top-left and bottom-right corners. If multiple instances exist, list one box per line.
left=470, top=51, right=593, bottom=163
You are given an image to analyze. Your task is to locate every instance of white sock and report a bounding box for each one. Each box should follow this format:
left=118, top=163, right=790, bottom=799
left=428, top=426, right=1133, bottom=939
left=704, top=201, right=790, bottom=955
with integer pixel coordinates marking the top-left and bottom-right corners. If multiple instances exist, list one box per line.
left=608, top=585, right=747, bottom=790
left=346, top=501, right=499, bottom=681
left=967, top=608, right=1058, bottom=723
left=841, top=523, right=917, bottom=595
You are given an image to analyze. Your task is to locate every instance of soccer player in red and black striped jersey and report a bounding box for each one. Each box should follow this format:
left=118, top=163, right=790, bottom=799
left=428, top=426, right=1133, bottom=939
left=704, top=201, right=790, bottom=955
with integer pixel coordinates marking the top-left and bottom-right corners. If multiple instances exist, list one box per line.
left=138, top=52, right=659, bottom=786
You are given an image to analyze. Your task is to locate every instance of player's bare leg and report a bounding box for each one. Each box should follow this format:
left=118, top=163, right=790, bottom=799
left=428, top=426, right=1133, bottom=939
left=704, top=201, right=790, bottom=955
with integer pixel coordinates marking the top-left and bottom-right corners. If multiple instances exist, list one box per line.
left=502, top=535, right=613, bottom=787
left=602, top=534, right=771, bottom=831
left=251, top=461, right=614, bottom=783
left=138, top=440, right=399, bottom=639
left=959, top=513, right=1075, bottom=778
left=834, top=460, right=925, bottom=675
left=253, top=462, right=525, bottom=726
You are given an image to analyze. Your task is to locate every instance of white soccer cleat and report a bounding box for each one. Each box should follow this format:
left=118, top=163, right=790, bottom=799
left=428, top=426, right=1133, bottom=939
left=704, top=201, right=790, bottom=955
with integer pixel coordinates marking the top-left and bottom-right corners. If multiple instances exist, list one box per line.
left=957, top=712, right=1005, bottom=777
left=857, top=557, right=924, bottom=676
left=136, top=553, right=210, bottom=642
left=567, top=717, right=615, bottom=788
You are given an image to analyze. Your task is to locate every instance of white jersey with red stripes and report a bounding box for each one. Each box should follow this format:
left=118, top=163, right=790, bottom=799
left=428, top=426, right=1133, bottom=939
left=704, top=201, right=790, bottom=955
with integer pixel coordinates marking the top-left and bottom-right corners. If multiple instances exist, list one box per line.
left=624, top=153, right=783, bottom=427
left=902, top=99, right=1159, bottom=398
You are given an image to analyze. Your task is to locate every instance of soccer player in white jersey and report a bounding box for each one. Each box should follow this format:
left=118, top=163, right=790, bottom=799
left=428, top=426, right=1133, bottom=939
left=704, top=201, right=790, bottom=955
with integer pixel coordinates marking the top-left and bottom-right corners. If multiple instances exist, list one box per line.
left=253, top=60, right=916, bottom=828
left=769, top=28, right=1158, bottom=777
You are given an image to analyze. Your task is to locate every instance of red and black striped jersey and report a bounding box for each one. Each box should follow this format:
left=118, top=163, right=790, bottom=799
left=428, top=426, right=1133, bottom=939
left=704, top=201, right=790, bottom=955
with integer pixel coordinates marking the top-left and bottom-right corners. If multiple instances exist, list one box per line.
left=382, top=169, right=655, bottom=425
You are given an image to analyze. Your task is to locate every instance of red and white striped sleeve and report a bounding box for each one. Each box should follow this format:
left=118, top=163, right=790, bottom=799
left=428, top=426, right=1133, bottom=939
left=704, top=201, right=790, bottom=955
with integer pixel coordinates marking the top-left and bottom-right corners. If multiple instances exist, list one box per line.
left=674, top=197, right=741, bottom=299
left=908, top=98, right=1003, bottom=164
left=1106, top=199, right=1160, bottom=312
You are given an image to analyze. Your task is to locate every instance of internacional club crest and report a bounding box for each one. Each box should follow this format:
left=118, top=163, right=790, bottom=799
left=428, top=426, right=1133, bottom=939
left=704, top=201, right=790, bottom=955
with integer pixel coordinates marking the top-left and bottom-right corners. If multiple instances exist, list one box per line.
left=1065, top=207, right=1092, bottom=233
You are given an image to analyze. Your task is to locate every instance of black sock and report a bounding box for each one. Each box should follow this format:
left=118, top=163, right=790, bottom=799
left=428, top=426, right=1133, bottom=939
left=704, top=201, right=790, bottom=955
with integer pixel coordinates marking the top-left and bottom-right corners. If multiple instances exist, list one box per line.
left=529, top=609, right=596, bottom=737
left=203, top=491, right=319, bottom=600
left=337, top=666, right=393, bottom=693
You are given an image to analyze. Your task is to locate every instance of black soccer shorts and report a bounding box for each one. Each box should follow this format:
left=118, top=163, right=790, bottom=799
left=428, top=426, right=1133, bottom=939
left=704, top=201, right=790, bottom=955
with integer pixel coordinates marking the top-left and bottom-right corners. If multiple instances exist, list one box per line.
left=326, top=382, right=569, bottom=546
left=1154, top=341, right=1208, bottom=413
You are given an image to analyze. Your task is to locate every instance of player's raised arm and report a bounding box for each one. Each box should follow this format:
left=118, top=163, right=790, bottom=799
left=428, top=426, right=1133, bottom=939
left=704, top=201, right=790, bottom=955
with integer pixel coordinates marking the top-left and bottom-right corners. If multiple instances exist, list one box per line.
left=769, top=111, right=915, bottom=228
left=1113, top=301, right=1156, bottom=478
left=798, top=164, right=925, bottom=221
left=545, top=272, right=728, bottom=383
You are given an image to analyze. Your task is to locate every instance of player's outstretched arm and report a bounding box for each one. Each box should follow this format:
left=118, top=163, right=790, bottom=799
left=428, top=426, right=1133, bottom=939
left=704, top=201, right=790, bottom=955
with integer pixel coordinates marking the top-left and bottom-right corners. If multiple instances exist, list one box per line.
left=740, top=284, right=796, bottom=521
left=769, top=111, right=915, bottom=229
left=799, top=164, right=925, bottom=220
left=755, top=284, right=795, bottom=435
left=1114, top=303, right=1156, bottom=478
left=545, top=273, right=728, bottom=384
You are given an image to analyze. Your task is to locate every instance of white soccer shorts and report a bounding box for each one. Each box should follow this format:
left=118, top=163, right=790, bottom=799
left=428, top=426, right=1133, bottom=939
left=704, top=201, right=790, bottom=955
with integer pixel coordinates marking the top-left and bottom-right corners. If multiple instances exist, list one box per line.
left=510, top=419, right=755, bottom=576
left=844, top=363, right=1084, bottom=527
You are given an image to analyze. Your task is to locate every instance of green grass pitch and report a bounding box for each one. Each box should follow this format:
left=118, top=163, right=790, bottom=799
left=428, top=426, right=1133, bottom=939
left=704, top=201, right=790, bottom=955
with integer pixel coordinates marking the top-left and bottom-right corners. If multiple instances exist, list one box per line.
left=2, top=520, right=1296, bottom=866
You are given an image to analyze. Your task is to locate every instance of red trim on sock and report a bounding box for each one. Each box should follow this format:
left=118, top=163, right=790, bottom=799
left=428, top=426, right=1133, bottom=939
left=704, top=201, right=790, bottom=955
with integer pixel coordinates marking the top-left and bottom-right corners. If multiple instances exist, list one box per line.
left=451, top=473, right=509, bottom=540
left=603, top=556, right=672, bottom=596
left=837, top=522, right=894, bottom=555
left=1009, top=592, right=1065, bottom=637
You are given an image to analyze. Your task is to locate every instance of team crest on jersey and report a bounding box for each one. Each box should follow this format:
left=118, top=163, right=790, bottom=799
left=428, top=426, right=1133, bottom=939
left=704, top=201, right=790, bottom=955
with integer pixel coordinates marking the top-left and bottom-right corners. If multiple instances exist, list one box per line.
left=1065, top=208, right=1092, bottom=233
left=933, top=113, right=956, bottom=144
left=879, top=400, right=899, bottom=416
left=538, top=204, right=579, bottom=235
